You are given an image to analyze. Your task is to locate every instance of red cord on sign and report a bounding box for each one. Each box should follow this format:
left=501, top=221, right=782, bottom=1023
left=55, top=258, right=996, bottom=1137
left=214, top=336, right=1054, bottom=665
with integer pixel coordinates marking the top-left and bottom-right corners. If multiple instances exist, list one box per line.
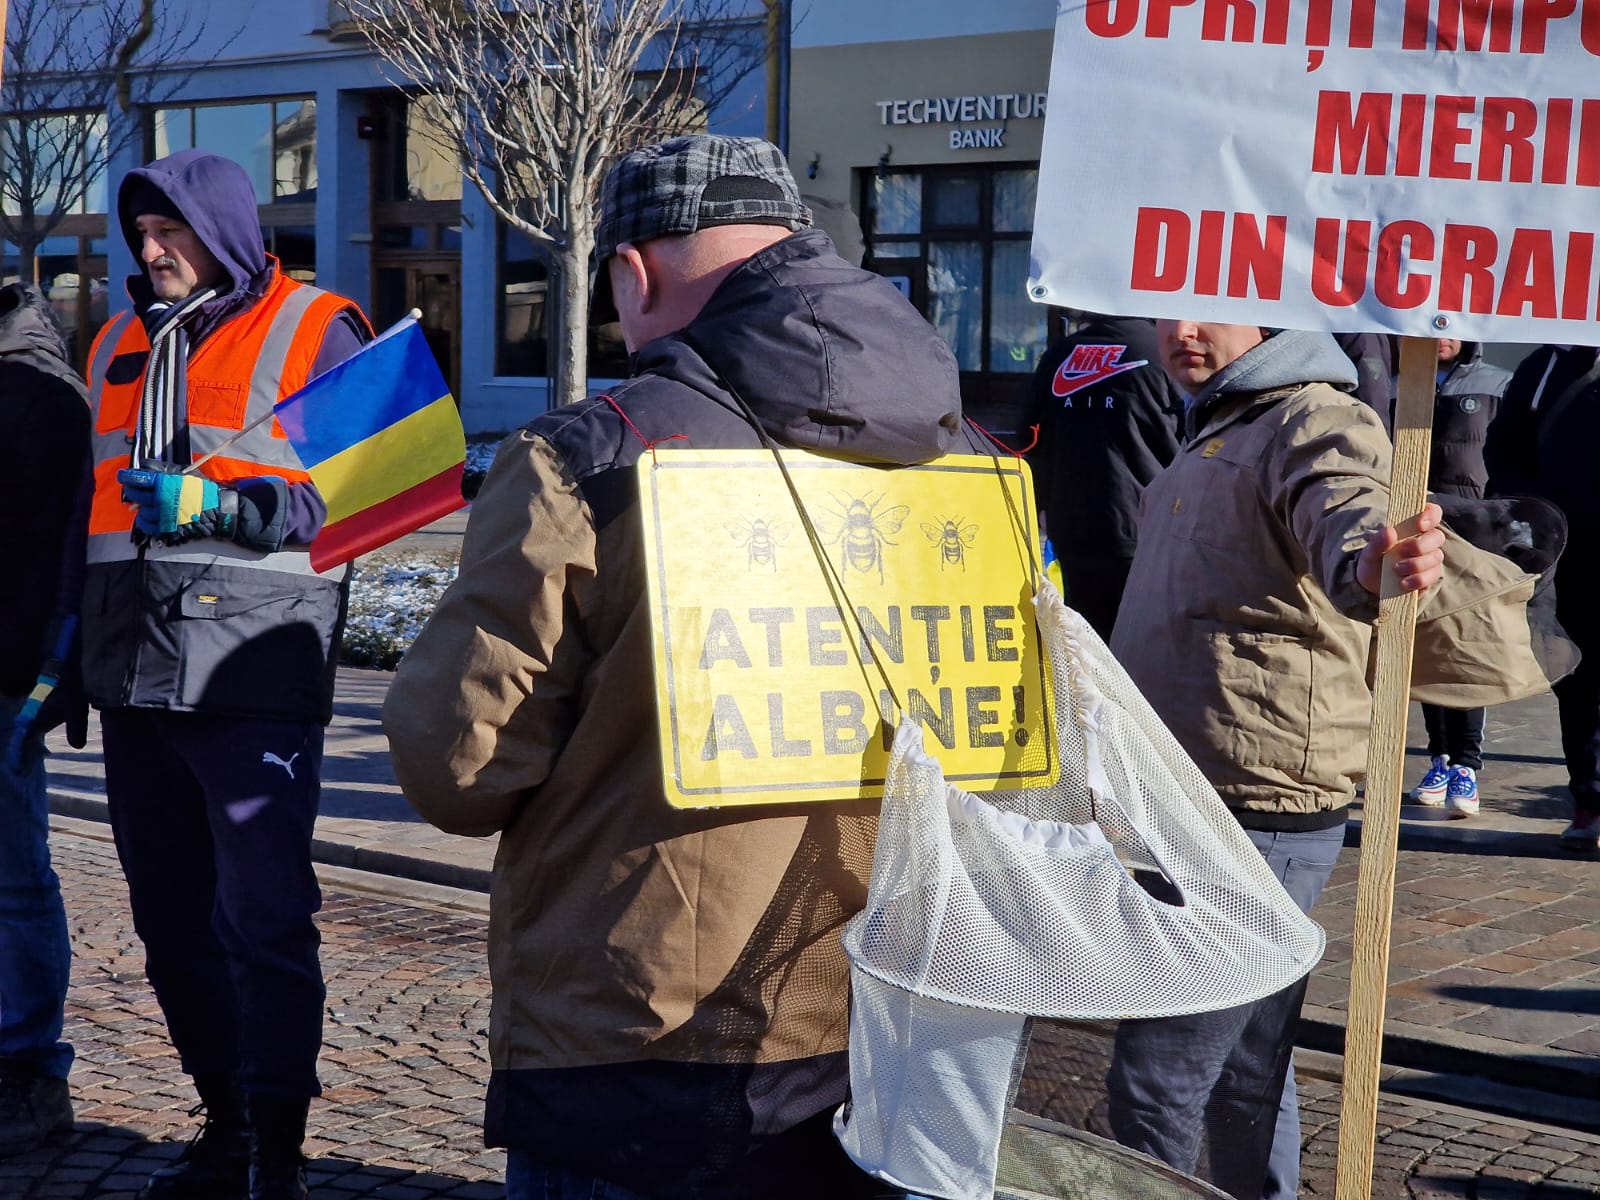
left=967, top=418, right=1040, bottom=458
left=603, top=394, right=687, bottom=465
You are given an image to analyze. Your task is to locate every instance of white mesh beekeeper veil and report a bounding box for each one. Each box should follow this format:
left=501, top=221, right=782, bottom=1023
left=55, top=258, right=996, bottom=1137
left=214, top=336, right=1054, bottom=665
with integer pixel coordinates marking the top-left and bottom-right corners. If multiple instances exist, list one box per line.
left=834, top=582, right=1325, bottom=1200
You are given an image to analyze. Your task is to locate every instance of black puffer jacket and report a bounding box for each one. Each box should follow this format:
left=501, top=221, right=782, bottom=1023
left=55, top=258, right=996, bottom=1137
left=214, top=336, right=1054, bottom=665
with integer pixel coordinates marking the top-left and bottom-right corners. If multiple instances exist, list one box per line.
left=0, top=285, right=91, bottom=699
left=1027, top=315, right=1182, bottom=557
left=1432, top=343, right=1510, bottom=499
left=1487, top=345, right=1600, bottom=536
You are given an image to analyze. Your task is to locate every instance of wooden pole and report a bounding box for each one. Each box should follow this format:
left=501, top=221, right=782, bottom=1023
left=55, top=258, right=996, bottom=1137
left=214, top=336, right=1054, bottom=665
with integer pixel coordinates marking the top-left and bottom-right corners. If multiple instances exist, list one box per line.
left=1333, top=335, right=1438, bottom=1200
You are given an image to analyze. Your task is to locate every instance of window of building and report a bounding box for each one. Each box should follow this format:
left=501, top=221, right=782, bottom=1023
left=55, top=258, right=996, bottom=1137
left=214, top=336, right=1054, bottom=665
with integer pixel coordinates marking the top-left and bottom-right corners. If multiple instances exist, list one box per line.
left=265, top=226, right=317, bottom=283
left=497, top=225, right=549, bottom=378
left=373, top=95, right=463, bottom=204
left=494, top=227, right=632, bottom=383
left=368, top=96, right=463, bottom=393
left=0, top=108, right=111, bottom=368
left=150, top=101, right=321, bottom=286
left=3, top=228, right=110, bottom=370
left=862, top=165, right=1048, bottom=378
left=272, top=101, right=319, bottom=203
left=0, top=112, right=109, bottom=219
left=861, top=164, right=1051, bottom=434
left=628, top=68, right=709, bottom=133
left=152, top=99, right=318, bottom=203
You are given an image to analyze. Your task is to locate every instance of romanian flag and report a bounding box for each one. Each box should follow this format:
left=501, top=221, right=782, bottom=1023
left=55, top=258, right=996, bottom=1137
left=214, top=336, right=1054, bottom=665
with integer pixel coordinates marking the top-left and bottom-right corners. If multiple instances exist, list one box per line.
left=274, top=317, right=466, bottom=572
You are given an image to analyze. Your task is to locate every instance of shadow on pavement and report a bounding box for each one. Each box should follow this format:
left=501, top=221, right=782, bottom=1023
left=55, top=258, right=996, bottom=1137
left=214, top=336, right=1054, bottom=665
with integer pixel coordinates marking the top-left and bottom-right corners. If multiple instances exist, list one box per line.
left=1345, top=822, right=1594, bottom=862
left=1480, top=751, right=1569, bottom=768
left=43, top=749, right=105, bottom=766
left=331, top=695, right=386, bottom=723
left=1434, top=985, right=1600, bottom=1014
left=8, top=1120, right=177, bottom=1199
left=7, top=1123, right=502, bottom=1199
left=317, top=780, right=426, bottom=823
left=310, top=1154, right=502, bottom=1198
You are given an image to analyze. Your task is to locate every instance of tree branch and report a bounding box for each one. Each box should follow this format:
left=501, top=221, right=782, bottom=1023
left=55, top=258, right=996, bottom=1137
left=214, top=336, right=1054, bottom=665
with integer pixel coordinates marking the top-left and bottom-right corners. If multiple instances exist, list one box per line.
left=2, top=0, right=236, bottom=266
left=344, top=0, right=766, bottom=405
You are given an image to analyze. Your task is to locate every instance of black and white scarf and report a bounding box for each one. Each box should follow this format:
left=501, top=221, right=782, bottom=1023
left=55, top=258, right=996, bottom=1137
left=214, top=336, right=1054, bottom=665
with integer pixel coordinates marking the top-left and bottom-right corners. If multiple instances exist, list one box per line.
left=131, top=286, right=220, bottom=469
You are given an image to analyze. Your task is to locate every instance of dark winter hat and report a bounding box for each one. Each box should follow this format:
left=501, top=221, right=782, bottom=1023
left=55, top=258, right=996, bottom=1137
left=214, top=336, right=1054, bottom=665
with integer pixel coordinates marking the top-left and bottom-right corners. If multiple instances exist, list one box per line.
left=122, top=178, right=187, bottom=225
left=595, top=134, right=812, bottom=263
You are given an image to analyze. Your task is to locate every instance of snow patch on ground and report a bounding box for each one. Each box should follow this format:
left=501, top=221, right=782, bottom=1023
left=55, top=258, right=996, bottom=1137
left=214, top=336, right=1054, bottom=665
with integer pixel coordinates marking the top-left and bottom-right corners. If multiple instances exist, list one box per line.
left=339, top=437, right=506, bottom=667
left=342, top=552, right=460, bottom=670
left=465, top=436, right=505, bottom=480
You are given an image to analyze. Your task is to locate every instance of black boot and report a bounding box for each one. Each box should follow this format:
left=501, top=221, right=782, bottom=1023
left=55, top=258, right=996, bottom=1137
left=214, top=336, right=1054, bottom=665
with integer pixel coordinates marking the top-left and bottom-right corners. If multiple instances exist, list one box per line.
left=247, top=1095, right=310, bottom=1200
left=140, top=1072, right=249, bottom=1199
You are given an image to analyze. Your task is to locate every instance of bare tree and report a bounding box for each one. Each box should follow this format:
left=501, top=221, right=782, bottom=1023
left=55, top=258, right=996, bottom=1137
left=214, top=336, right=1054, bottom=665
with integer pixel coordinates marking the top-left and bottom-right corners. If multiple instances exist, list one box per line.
left=342, top=0, right=767, bottom=406
left=0, top=0, right=217, bottom=281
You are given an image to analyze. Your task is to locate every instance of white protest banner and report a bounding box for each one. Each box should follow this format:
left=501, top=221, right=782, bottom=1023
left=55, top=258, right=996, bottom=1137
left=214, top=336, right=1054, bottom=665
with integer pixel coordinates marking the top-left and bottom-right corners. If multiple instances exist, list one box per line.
left=638, top=450, right=1056, bottom=810
left=1031, top=1, right=1600, bottom=343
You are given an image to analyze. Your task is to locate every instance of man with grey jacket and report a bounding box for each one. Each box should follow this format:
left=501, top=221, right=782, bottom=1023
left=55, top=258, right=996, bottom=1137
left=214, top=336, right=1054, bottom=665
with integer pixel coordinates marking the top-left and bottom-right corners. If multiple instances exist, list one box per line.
left=1105, top=322, right=1445, bottom=1200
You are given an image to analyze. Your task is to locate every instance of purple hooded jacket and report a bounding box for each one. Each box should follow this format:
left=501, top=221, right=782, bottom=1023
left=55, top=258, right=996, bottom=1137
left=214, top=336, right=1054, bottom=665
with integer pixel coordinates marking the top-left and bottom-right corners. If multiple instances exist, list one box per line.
left=117, top=149, right=368, bottom=548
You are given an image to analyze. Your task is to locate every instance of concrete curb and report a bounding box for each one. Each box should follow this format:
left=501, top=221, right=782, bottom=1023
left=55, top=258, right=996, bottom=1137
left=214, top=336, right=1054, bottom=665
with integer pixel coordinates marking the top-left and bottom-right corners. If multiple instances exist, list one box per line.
left=48, top=786, right=493, bottom=895
left=1293, top=1047, right=1600, bottom=1135
left=1345, top=814, right=1599, bottom=858
left=1299, top=1003, right=1600, bottom=1110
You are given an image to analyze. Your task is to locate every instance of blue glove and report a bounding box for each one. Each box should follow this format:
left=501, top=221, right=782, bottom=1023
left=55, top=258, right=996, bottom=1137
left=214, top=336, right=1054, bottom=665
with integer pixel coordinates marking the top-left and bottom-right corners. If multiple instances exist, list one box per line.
left=118, top=466, right=238, bottom=544
left=3, top=614, right=85, bottom=774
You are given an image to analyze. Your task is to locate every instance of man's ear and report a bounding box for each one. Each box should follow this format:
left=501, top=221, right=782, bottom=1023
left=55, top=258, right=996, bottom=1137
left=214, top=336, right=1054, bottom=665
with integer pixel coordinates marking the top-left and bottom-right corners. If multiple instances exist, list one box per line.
left=612, top=242, right=655, bottom=314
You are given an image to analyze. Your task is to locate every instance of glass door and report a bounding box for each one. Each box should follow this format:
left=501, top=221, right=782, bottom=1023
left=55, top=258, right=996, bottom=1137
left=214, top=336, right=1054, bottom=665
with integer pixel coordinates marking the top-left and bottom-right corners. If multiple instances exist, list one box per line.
left=374, top=258, right=460, bottom=399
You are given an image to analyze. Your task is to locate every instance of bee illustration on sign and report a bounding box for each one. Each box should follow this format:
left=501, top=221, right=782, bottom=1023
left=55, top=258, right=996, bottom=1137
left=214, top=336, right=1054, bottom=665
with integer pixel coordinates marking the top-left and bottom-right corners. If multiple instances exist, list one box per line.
left=923, top=515, right=979, bottom=570
left=726, top=516, right=792, bottom=571
left=817, top=492, right=909, bottom=581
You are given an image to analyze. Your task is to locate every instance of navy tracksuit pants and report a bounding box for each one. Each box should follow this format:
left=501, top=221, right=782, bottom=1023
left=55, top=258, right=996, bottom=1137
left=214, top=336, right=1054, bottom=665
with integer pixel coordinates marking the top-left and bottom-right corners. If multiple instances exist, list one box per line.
left=102, top=707, right=326, bottom=1098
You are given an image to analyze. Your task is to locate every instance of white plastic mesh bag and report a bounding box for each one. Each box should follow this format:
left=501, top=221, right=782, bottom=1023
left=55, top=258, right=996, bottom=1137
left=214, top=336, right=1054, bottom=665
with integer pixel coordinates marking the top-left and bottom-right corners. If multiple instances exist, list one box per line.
left=835, top=583, right=1325, bottom=1200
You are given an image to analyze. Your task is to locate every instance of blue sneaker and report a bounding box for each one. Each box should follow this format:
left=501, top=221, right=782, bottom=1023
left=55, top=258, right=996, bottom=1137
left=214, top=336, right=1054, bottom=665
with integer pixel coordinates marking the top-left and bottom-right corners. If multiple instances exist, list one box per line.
left=1445, top=765, right=1479, bottom=817
left=1410, top=755, right=1450, bottom=806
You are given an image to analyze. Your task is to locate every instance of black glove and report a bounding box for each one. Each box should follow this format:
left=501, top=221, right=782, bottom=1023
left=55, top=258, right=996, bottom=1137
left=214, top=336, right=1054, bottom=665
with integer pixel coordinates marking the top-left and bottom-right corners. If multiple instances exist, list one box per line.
left=1432, top=493, right=1567, bottom=575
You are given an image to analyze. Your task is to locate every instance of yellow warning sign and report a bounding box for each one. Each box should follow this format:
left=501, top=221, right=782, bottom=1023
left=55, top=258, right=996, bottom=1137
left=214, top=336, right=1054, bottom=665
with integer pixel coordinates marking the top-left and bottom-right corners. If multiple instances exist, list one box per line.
left=639, top=450, right=1057, bottom=809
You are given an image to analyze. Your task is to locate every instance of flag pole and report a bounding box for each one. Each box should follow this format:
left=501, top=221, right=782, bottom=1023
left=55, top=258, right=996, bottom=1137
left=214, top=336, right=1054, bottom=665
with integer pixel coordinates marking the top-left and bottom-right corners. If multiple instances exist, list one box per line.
left=1333, top=335, right=1437, bottom=1200
left=182, top=309, right=422, bottom=476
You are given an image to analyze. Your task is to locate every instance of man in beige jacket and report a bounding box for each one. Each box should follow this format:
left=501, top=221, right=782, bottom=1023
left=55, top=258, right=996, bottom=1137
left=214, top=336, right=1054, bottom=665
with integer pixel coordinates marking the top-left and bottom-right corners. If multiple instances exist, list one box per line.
left=382, top=136, right=977, bottom=1199
left=1105, top=322, right=1445, bottom=1200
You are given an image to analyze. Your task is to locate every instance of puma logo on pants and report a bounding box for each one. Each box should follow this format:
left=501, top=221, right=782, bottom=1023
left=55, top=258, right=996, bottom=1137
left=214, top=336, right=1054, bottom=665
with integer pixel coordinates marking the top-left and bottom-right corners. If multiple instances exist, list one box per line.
left=263, top=751, right=300, bottom=780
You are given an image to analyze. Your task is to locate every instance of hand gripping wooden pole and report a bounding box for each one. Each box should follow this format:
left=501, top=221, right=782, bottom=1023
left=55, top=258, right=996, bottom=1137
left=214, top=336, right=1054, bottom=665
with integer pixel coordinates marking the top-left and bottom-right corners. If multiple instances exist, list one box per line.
left=1333, top=335, right=1438, bottom=1200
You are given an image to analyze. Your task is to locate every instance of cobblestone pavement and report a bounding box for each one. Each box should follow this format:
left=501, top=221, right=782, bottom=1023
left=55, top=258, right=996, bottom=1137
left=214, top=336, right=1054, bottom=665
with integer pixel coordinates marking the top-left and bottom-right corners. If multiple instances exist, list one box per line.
left=7, top=828, right=501, bottom=1200
left=1297, top=1080, right=1600, bottom=1198
left=15, top=827, right=1600, bottom=1199
left=1303, top=846, right=1600, bottom=1095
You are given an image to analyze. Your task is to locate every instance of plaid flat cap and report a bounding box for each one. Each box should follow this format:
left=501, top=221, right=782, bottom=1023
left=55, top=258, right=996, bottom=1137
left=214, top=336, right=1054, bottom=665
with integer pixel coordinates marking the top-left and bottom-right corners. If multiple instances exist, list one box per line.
left=596, top=135, right=812, bottom=261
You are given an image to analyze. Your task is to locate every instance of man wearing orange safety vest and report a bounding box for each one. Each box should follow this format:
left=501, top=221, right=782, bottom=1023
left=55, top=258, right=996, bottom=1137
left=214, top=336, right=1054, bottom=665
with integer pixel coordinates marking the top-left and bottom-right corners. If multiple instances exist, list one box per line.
left=82, top=150, right=371, bottom=1200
